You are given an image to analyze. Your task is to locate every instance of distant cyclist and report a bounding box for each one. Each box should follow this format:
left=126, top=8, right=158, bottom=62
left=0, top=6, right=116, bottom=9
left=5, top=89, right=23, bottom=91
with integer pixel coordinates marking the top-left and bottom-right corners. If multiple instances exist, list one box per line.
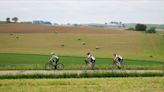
left=113, top=53, right=123, bottom=69
left=49, top=52, right=59, bottom=69
left=85, top=52, right=96, bottom=69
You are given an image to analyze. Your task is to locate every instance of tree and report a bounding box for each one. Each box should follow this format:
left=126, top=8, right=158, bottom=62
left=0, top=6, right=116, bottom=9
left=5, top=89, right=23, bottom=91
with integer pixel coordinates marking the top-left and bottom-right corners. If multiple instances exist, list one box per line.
left=146, top=27, right=156, bottom=33
left=6, top=17, right=11, bottom=23
left=135, top=24, right=147, bottom=31
left=122, top=24, right=126, bottom=28
left=12, top=17, right=18, bottom=23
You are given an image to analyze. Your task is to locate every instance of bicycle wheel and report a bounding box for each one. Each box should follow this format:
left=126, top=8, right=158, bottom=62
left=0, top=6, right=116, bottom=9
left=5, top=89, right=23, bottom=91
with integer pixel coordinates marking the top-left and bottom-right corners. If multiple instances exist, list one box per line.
left=56, top=63, right=64, bottom=70
left=112, top=60, right=120, bottom=70
left=93, top=64, right=99, bottom=70
left=80, top=63, right=88, bottom=70
left=90, top=62, right=98, bottom=70
left=45, top=63, right=54, bottom=70
left=120, top=61, right=125, bottom=70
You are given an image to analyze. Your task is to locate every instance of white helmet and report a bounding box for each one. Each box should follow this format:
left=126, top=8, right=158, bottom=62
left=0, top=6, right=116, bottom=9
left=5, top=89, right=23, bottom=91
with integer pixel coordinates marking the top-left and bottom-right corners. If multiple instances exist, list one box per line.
left=51, top=52, right=55, bottom=55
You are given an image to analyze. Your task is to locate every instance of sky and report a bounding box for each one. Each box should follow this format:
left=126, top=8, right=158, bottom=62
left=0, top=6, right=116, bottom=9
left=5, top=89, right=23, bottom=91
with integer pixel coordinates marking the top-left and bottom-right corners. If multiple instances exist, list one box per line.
left=0, top=0, right=164, bottom=24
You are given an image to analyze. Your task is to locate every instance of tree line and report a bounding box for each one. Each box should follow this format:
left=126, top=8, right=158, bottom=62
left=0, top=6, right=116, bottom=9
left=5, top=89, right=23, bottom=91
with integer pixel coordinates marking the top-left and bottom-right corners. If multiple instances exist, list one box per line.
left=6, top=17, right=18, bottom=23
left=135, top=24, right=156, bottom=33
left=127, top=24, right=156, bottom=33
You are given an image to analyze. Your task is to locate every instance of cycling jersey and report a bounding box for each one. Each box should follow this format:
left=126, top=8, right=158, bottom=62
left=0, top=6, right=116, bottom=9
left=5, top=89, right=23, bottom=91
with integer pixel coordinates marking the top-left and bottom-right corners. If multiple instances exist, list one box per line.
left=87, top=54, right=96, bottom=63
left=115, top=54, right=123, bottom=62
left=49, top=55, right=59, bottom=64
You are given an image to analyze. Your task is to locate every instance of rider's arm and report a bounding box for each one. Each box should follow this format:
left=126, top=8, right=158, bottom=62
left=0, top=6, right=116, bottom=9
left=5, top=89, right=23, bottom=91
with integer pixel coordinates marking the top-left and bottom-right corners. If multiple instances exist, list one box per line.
left=55, top=56, right=59, bottom=59
left=86, top=55, right=91, bottom=61
left=114, top=54, right=119, bottom=61
left=114, top=56, right=117, bottom=61
left=49, top=56, right=53, bottom=62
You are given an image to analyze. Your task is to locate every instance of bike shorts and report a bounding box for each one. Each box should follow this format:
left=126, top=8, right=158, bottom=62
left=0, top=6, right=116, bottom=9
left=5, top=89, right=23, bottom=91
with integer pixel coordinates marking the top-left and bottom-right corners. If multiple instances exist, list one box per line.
left=91, top=60, right=96, bottom=63
left=118, top=58, right=123, bottom=62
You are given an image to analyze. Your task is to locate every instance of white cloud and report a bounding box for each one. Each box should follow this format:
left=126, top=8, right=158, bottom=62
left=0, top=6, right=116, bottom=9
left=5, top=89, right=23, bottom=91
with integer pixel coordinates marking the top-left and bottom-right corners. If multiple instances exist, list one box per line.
left=0, top=0, right=164, bottom=24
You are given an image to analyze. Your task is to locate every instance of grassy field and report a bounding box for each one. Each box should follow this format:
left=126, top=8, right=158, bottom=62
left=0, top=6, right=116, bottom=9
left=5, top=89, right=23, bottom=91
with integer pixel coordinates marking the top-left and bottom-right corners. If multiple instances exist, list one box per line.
left=0, top=53, right=163, bottom=70
left=0, top=25, right=164, bottom=70
left=0, top=77, right=163, bottom=92
left=0, top=32, right=164, bottom=61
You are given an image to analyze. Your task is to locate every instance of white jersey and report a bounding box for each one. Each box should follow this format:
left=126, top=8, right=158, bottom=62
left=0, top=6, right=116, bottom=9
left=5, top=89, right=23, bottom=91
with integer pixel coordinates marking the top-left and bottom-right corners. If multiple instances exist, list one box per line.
left=87, top=54, right=96, bottom=60
left=49, top=55, right=59, bottom=62
left=115, top=54, right=123, bottom=60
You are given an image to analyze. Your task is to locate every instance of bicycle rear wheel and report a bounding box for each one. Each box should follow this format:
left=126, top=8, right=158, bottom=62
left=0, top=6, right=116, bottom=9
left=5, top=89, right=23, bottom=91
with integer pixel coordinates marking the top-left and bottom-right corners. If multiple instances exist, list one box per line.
left=56, top=63, right=64, bottom=70
left=80, top=64, right=88, bottom=70
left=45, top=63, right=54, bottom=70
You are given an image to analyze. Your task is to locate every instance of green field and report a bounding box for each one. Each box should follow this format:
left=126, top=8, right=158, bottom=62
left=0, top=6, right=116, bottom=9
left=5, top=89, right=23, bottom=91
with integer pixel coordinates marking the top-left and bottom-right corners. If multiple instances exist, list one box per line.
left=0, top=53, right=163, bottom=70
left=0, top=77, right=163, bottom=92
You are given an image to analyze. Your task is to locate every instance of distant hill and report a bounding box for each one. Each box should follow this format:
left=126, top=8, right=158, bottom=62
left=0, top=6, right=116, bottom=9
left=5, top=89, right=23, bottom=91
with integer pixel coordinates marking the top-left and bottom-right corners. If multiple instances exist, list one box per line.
left=0, top=23, right=124, bottom=33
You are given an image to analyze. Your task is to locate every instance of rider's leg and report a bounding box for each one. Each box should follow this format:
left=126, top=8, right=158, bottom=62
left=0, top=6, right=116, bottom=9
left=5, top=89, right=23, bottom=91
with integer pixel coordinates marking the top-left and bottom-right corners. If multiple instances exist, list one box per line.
left=54, top=65, right=57, bottom=69
left=53, top=60, right=58, bottom=69
left=115, top=59, right=121, bottom=69
left=55, top=59, right=59, bottom=69
left=91, top=60, right=95, bottom=70
left=120, top=59, right=124, bottom=68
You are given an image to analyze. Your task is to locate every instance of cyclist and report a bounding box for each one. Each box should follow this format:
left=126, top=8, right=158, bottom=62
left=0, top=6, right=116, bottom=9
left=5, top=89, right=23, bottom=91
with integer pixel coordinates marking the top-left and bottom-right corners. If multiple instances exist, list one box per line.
left=85, top=52, right=96, bottom=69
left=113, top=53, right=123, bottom=69
left=49, top=52, right=59, bottom=69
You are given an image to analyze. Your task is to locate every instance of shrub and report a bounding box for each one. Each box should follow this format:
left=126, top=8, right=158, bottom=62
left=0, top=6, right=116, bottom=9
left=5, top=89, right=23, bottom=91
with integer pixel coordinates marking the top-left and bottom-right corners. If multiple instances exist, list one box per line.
left=10, top=33, right=14, bottom=36
left=126, top=27, right=135, bottom=31
left=60, top=43, right=65, bottom=47
left=82, top=42, right=86, bottom=45
left=146, top=27, right=156, bottom=33
left=149, top=55, right=153, bottom=58
left=95, top=46, right=100, bottom=50
left=16, top=36, right=19, bottom=39
left=77, top=38, right=81, bottom=40
left=135, top=24, right=147, bottom=31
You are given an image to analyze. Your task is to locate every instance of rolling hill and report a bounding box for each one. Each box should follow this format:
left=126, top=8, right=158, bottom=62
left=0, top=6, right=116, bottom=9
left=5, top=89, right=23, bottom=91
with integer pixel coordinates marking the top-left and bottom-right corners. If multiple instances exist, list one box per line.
left=0, top=23, right=164, bottom=61
left=0, top=23, right=124, bottom=33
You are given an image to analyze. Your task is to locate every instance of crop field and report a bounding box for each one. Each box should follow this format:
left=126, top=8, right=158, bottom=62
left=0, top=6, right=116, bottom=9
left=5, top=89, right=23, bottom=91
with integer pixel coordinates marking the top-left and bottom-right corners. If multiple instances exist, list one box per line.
left=0, top=24, right=164, bottom=70
left=0, top=53, right=163, bottom=70
left=0, top=24, right=163, bottom=92
left=0, top=77, right=163, bottom=92
left=0, top=31, right=164, bottom=60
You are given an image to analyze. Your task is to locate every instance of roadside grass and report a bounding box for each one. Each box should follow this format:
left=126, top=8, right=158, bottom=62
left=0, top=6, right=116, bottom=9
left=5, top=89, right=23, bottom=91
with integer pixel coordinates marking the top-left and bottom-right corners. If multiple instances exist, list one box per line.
left=0, top=72, right=163, bottom=79
left=0, top=53, right=163, bottom=70
left=0, top=77, right=163, bottom=92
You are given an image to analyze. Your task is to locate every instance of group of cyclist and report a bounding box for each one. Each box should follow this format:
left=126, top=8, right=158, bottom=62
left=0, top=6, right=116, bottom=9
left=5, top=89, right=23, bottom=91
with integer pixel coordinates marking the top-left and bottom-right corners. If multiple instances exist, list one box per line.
left=49, top=52, right=123, bottom=70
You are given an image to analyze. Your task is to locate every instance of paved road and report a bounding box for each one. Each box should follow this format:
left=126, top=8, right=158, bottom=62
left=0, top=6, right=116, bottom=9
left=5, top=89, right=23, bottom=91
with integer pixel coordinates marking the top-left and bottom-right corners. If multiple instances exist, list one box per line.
left=0, top=70, right=163, bottom=75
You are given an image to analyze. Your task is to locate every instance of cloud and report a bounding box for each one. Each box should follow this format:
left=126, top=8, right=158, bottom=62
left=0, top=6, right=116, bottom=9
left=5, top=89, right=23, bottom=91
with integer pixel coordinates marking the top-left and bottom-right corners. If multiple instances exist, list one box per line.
left=0, top=0, right=164, bottom=24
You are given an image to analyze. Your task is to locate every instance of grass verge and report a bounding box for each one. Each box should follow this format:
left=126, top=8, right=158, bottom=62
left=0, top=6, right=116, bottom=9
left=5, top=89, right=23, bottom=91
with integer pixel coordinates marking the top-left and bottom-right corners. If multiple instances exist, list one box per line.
left=0, top=72, right=163, bottom=79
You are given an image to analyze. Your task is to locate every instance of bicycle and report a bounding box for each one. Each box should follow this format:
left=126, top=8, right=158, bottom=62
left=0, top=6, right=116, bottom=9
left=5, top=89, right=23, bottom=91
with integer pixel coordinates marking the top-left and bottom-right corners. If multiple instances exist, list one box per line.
left=80, top=60, right=97, bottom=70
left=112, top=59, right=124, bottom=70
left=45, top=62, right=64, bottom=70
